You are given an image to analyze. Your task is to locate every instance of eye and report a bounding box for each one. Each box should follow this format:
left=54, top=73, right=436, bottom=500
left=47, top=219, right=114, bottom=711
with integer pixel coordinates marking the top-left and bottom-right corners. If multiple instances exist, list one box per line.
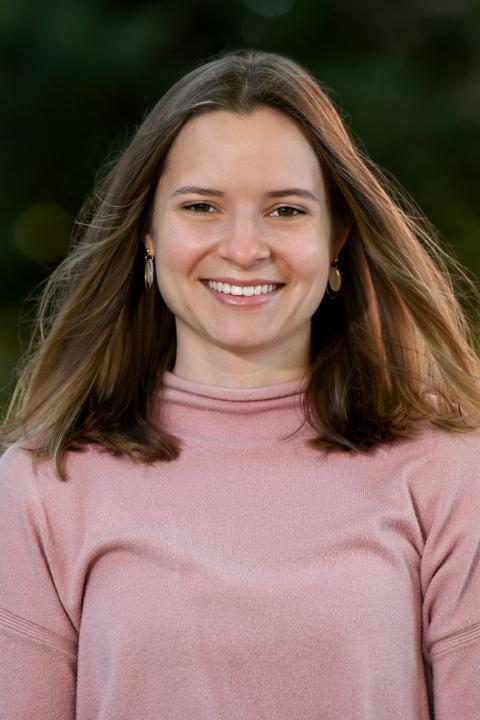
left=270, top=205, right=305, bottom=218
left=182, top=202, right=215, bottom=213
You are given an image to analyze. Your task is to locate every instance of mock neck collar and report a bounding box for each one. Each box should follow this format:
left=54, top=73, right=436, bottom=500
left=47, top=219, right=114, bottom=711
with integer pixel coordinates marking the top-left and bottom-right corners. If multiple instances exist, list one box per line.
left=154, top=371, right=313, bottom=446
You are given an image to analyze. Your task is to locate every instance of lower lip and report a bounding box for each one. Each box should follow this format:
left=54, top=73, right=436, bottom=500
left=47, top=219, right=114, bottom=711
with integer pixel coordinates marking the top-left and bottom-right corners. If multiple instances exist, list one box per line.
left=201, top=282, right=285, bottom=306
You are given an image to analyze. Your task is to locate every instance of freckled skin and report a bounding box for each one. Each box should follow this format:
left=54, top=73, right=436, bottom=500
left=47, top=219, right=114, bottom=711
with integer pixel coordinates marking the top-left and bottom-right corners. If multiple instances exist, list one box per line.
left=145, top=106, right=348, bottom=387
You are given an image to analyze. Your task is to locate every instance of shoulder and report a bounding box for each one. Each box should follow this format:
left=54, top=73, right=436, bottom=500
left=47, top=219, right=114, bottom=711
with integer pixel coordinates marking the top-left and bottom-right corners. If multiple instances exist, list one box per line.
left=0, top=443, right=35, bottom=473
left=0, top=442, right=140, bottom=546
left=376, top=423, right=480, bottom=473
left=421, top=425, right=480, bottom=481
left=383, top=425, right=480, bottom=533
left=0, top=442, right=121, bottom=501
left=370, top=423, right=480, bottom=517
left=0, top=444, right=40, bottom=502
left=0, top=441, right=157, bottom=509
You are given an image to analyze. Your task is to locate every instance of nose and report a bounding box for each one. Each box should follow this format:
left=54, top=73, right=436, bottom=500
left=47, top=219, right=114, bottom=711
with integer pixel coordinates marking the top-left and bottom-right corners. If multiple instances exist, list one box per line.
left=217, top=212, right=271, bottom=267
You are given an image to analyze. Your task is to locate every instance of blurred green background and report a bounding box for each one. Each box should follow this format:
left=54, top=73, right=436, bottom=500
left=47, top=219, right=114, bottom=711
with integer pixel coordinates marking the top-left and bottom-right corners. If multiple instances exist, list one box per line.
left=1, top=0, right=479, bottom=409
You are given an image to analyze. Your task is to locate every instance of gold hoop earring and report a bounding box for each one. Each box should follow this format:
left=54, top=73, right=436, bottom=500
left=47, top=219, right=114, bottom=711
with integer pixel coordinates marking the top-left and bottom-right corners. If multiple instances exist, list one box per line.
left=144, top=250, right=154, bottom=289
left=326, top=256, right=341, bottom=300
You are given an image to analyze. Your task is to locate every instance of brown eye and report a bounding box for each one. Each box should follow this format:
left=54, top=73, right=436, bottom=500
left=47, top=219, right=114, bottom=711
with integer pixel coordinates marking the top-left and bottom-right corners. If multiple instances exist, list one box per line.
left=182, top=203, right=215, bottom=213
left=271, top=206, right=304, bottom=217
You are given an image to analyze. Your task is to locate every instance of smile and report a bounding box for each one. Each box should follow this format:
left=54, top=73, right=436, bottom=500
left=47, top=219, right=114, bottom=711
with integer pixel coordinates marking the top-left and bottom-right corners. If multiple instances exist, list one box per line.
left=201, top=279, right=285, bottom=307
left=206, top=280, right=281, bottom=296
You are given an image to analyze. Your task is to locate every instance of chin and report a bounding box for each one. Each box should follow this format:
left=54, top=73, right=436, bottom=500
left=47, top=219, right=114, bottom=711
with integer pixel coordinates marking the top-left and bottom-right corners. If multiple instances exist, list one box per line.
left=215, top=336, right=273, bottom=353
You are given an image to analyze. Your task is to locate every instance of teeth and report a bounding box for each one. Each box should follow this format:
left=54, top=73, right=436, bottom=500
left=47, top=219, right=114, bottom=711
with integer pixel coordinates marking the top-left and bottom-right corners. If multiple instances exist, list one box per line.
left=207, top=281, right=279, bottom=296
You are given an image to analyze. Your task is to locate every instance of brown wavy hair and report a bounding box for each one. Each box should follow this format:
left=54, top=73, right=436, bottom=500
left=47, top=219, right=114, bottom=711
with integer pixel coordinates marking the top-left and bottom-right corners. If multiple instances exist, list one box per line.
left=2, top=48, right=480, bottom=480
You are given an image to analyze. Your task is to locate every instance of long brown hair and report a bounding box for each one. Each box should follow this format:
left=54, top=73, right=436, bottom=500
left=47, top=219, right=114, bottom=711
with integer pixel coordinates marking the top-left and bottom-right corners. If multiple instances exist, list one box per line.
left=2, top=48, right=480, bottom=480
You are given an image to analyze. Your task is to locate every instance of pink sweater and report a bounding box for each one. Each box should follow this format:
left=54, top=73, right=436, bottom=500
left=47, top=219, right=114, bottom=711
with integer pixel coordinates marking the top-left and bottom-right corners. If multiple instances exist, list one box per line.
left=1, top=371, right=479, bottom=719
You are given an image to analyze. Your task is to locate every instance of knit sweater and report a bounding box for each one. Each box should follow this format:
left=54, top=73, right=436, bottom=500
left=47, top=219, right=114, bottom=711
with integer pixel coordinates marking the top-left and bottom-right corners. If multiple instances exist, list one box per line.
left=1, top=371, right=479, bottom=720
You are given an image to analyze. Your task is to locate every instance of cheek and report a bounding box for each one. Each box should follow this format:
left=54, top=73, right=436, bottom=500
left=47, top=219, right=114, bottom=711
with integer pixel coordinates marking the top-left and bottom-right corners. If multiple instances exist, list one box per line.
left=153, top=229, right=200, bottom=312
left=294, top=244, right=331, bottom=312
left=294, top=242, right=330, bottom=284
left=154, top=224, right=192, bottom=275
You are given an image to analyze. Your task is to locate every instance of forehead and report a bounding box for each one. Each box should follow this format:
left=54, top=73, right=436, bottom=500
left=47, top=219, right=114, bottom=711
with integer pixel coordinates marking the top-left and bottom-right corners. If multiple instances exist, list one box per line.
left=160, top=106, right=323, bottom=188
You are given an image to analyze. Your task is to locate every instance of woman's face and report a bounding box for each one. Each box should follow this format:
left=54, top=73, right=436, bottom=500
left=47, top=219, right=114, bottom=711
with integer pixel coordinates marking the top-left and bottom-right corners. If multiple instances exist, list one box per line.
left=145, top=105, right=346, bottom=382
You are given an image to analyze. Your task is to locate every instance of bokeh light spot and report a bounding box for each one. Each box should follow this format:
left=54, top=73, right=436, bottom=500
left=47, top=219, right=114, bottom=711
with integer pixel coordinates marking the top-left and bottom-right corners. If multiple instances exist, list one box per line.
left=12, top=203, right=72, bottom=264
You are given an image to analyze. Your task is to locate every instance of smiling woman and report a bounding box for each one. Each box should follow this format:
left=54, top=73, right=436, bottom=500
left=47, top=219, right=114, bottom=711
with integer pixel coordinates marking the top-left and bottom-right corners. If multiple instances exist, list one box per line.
left=144, top=106, right=344, bottom=384
left=0, top=49, right=480, bottom=720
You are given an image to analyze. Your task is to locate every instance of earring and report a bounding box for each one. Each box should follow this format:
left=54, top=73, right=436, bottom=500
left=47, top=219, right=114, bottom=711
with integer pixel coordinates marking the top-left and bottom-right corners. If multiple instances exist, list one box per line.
left=144, top=249, right=154, bottom=289
left=326, top=256, right=341, bottom=299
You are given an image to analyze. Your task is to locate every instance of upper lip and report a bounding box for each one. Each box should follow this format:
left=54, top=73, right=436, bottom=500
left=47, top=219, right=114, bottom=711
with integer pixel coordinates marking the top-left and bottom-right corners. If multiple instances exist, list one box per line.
left=201, top=278, right=285, bottom=286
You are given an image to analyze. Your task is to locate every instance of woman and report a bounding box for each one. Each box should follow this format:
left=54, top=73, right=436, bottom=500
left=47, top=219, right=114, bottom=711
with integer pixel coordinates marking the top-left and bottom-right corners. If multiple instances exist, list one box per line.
left=0, top=48, right=479, bottom=719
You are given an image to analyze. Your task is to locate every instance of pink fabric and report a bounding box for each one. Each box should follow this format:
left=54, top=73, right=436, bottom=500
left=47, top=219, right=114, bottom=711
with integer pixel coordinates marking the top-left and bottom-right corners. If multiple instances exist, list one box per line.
left=1, top=370, right=479, bottom=719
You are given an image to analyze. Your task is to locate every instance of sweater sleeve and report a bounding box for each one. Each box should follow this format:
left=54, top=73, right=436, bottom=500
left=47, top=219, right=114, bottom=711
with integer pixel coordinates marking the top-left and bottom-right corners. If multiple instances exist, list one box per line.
left=0, top=446, right=77, bottom=719
left=420, top=441, right=480, bottom=720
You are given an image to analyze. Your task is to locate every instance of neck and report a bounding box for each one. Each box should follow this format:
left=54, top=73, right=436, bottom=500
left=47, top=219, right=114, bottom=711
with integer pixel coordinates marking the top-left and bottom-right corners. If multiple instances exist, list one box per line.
left=173, top=334, right=310, bottom=389
left=173, top=361, right=308, bottom=389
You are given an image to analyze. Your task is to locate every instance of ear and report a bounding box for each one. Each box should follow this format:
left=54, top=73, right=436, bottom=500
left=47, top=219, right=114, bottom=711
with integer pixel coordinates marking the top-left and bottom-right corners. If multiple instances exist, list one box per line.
left=332, top=218, right=351, bottom=258
left=144, top=231, right=154, bottom=257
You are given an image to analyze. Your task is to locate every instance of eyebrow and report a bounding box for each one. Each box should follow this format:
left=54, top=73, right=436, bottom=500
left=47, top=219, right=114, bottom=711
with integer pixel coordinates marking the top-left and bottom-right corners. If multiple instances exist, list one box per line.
left=170, top=185, right=320, bottom=203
